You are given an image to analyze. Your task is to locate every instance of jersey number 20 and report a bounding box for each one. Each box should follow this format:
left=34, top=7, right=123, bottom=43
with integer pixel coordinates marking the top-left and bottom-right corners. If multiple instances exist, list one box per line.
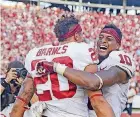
left=31, top=56, right=77, bottom=101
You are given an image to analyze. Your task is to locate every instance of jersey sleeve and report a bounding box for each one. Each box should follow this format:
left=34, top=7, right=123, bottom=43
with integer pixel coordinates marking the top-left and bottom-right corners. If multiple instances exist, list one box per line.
left=73, top=43, right=99, bottom=71
left=109, top=51, right=136, bottom=78
left=85, top=44, right=99, bottom=64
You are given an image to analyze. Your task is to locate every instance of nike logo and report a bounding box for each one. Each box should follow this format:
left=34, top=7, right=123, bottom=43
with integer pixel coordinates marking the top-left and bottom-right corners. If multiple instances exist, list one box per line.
left=100, top=66, right=107, bottom=70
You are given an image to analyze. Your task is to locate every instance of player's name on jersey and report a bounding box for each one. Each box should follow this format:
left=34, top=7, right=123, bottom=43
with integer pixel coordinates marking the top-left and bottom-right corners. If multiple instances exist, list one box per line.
left=36, top=45, right=68, bottom=56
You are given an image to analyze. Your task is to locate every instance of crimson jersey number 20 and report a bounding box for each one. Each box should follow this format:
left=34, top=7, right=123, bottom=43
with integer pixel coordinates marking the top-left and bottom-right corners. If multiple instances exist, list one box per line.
left=31, top=56, right=77, bottom=101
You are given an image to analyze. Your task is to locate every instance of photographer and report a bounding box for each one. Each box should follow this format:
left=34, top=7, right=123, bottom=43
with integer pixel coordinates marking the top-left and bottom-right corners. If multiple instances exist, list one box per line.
left=0, top=60, right=27, bottom=111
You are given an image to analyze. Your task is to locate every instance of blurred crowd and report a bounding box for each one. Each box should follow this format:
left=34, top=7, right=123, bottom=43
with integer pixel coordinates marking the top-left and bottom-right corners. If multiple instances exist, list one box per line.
left=1, top=4, right=140, bottom=83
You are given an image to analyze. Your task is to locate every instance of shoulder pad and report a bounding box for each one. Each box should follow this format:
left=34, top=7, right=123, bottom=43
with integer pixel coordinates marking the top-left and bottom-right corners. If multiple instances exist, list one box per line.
left=108, top=51, right=136, bottom=78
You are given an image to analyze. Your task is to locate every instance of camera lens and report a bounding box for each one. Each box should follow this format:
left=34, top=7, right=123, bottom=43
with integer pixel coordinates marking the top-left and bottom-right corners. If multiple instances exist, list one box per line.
left=16, top=68, right=27, bottom=79
left=20, top=69, right=27, bottom=79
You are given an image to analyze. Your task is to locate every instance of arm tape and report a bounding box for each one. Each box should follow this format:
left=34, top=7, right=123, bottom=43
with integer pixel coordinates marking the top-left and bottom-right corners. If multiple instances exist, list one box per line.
left=94, top=73, right=103, bottom=89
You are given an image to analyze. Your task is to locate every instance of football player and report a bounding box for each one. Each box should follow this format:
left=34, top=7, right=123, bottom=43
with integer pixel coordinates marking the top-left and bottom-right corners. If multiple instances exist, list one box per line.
left=37, top=24, right=135, bottom=117
left=10, top=16, right=114, bottom=117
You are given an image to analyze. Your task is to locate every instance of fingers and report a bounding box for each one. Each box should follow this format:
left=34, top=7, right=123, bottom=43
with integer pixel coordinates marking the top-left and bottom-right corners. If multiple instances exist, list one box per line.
left=36, top=61, right=54, bottom=75
left=16, top=78, right=24, bottom=85
left=37, top=68, right=44, bottom=74
left=12, top=74, right=18, bottom=79
left=10, top=71, right=18, bottom=78
left=6, top=68, right=18, bottom=82
left=36, top=61, right=47, bottom=75
left=9, top=68, right=17, bottom=75
left=37, top=66, right=45, bottom=74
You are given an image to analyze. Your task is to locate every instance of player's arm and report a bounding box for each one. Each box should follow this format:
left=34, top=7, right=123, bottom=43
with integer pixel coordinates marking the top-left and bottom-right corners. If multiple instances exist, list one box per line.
left=88, top=90, right=115, bottom=117
left=63, top=65, right=127, bottom=91
left=60, top=51, right=134, bottom=90
left=10, top=49, right=36, bottom=117
left=36, top=60, right=127, bottom=91
left=10, top=76, right=35, bottom=117
left=30, top=93, right=39, bottom=104
left=85, top=65, right=115, bottom=117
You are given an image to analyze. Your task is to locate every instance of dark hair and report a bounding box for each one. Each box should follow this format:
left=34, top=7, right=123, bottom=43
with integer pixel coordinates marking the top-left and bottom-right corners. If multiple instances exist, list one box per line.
left=103, top=24, right=122, bottom=39
left=54, top=15, right=79, bottom=42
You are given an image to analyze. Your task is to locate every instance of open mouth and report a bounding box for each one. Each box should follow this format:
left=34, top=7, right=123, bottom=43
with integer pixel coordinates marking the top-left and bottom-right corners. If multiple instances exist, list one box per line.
left=99, top=45, right=108, bottom=51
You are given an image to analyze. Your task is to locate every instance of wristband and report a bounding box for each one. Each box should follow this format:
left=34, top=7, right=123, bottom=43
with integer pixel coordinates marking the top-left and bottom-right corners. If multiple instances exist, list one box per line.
left=15, top=96, right=30, bottom=110
left=1, top=79, right=9, bottom=88
left=53, top=63, right=67, bottom=76
left=16, top=96, right=28, bottom=105
left=94, top=73, right=103, bottom=89
left=90, top=94, right=103, bottom=100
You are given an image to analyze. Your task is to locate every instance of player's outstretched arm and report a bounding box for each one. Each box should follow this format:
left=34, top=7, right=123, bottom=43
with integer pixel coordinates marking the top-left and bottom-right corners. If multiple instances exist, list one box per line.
left=36, top=61, right=127, bottom=90
left=10, top=77, right=35, bottom=117
left=63, top=66, right=127, bottom=90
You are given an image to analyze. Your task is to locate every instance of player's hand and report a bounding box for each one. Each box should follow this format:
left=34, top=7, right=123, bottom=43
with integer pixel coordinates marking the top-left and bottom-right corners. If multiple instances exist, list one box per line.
left=36, top=61, right=54, bottom=75
left=5, top=68, right=17, bottom=83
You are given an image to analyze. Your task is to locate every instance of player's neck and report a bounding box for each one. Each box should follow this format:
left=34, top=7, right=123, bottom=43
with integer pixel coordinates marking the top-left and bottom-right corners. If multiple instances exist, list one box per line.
left=98, top=54, right=109, bottom=64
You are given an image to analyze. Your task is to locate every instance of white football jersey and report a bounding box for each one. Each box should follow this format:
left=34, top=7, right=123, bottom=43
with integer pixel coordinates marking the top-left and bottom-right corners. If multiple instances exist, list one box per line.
left=98, top=51, right=136, bottom=117
left=1, top=103, right=37, bottom=117
left=25, top=42, right=98, bottom=117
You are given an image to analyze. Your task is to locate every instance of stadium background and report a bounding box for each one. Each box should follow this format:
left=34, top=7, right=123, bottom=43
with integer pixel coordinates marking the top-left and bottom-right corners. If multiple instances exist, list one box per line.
left=0, top=0, right=140, bottom=116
